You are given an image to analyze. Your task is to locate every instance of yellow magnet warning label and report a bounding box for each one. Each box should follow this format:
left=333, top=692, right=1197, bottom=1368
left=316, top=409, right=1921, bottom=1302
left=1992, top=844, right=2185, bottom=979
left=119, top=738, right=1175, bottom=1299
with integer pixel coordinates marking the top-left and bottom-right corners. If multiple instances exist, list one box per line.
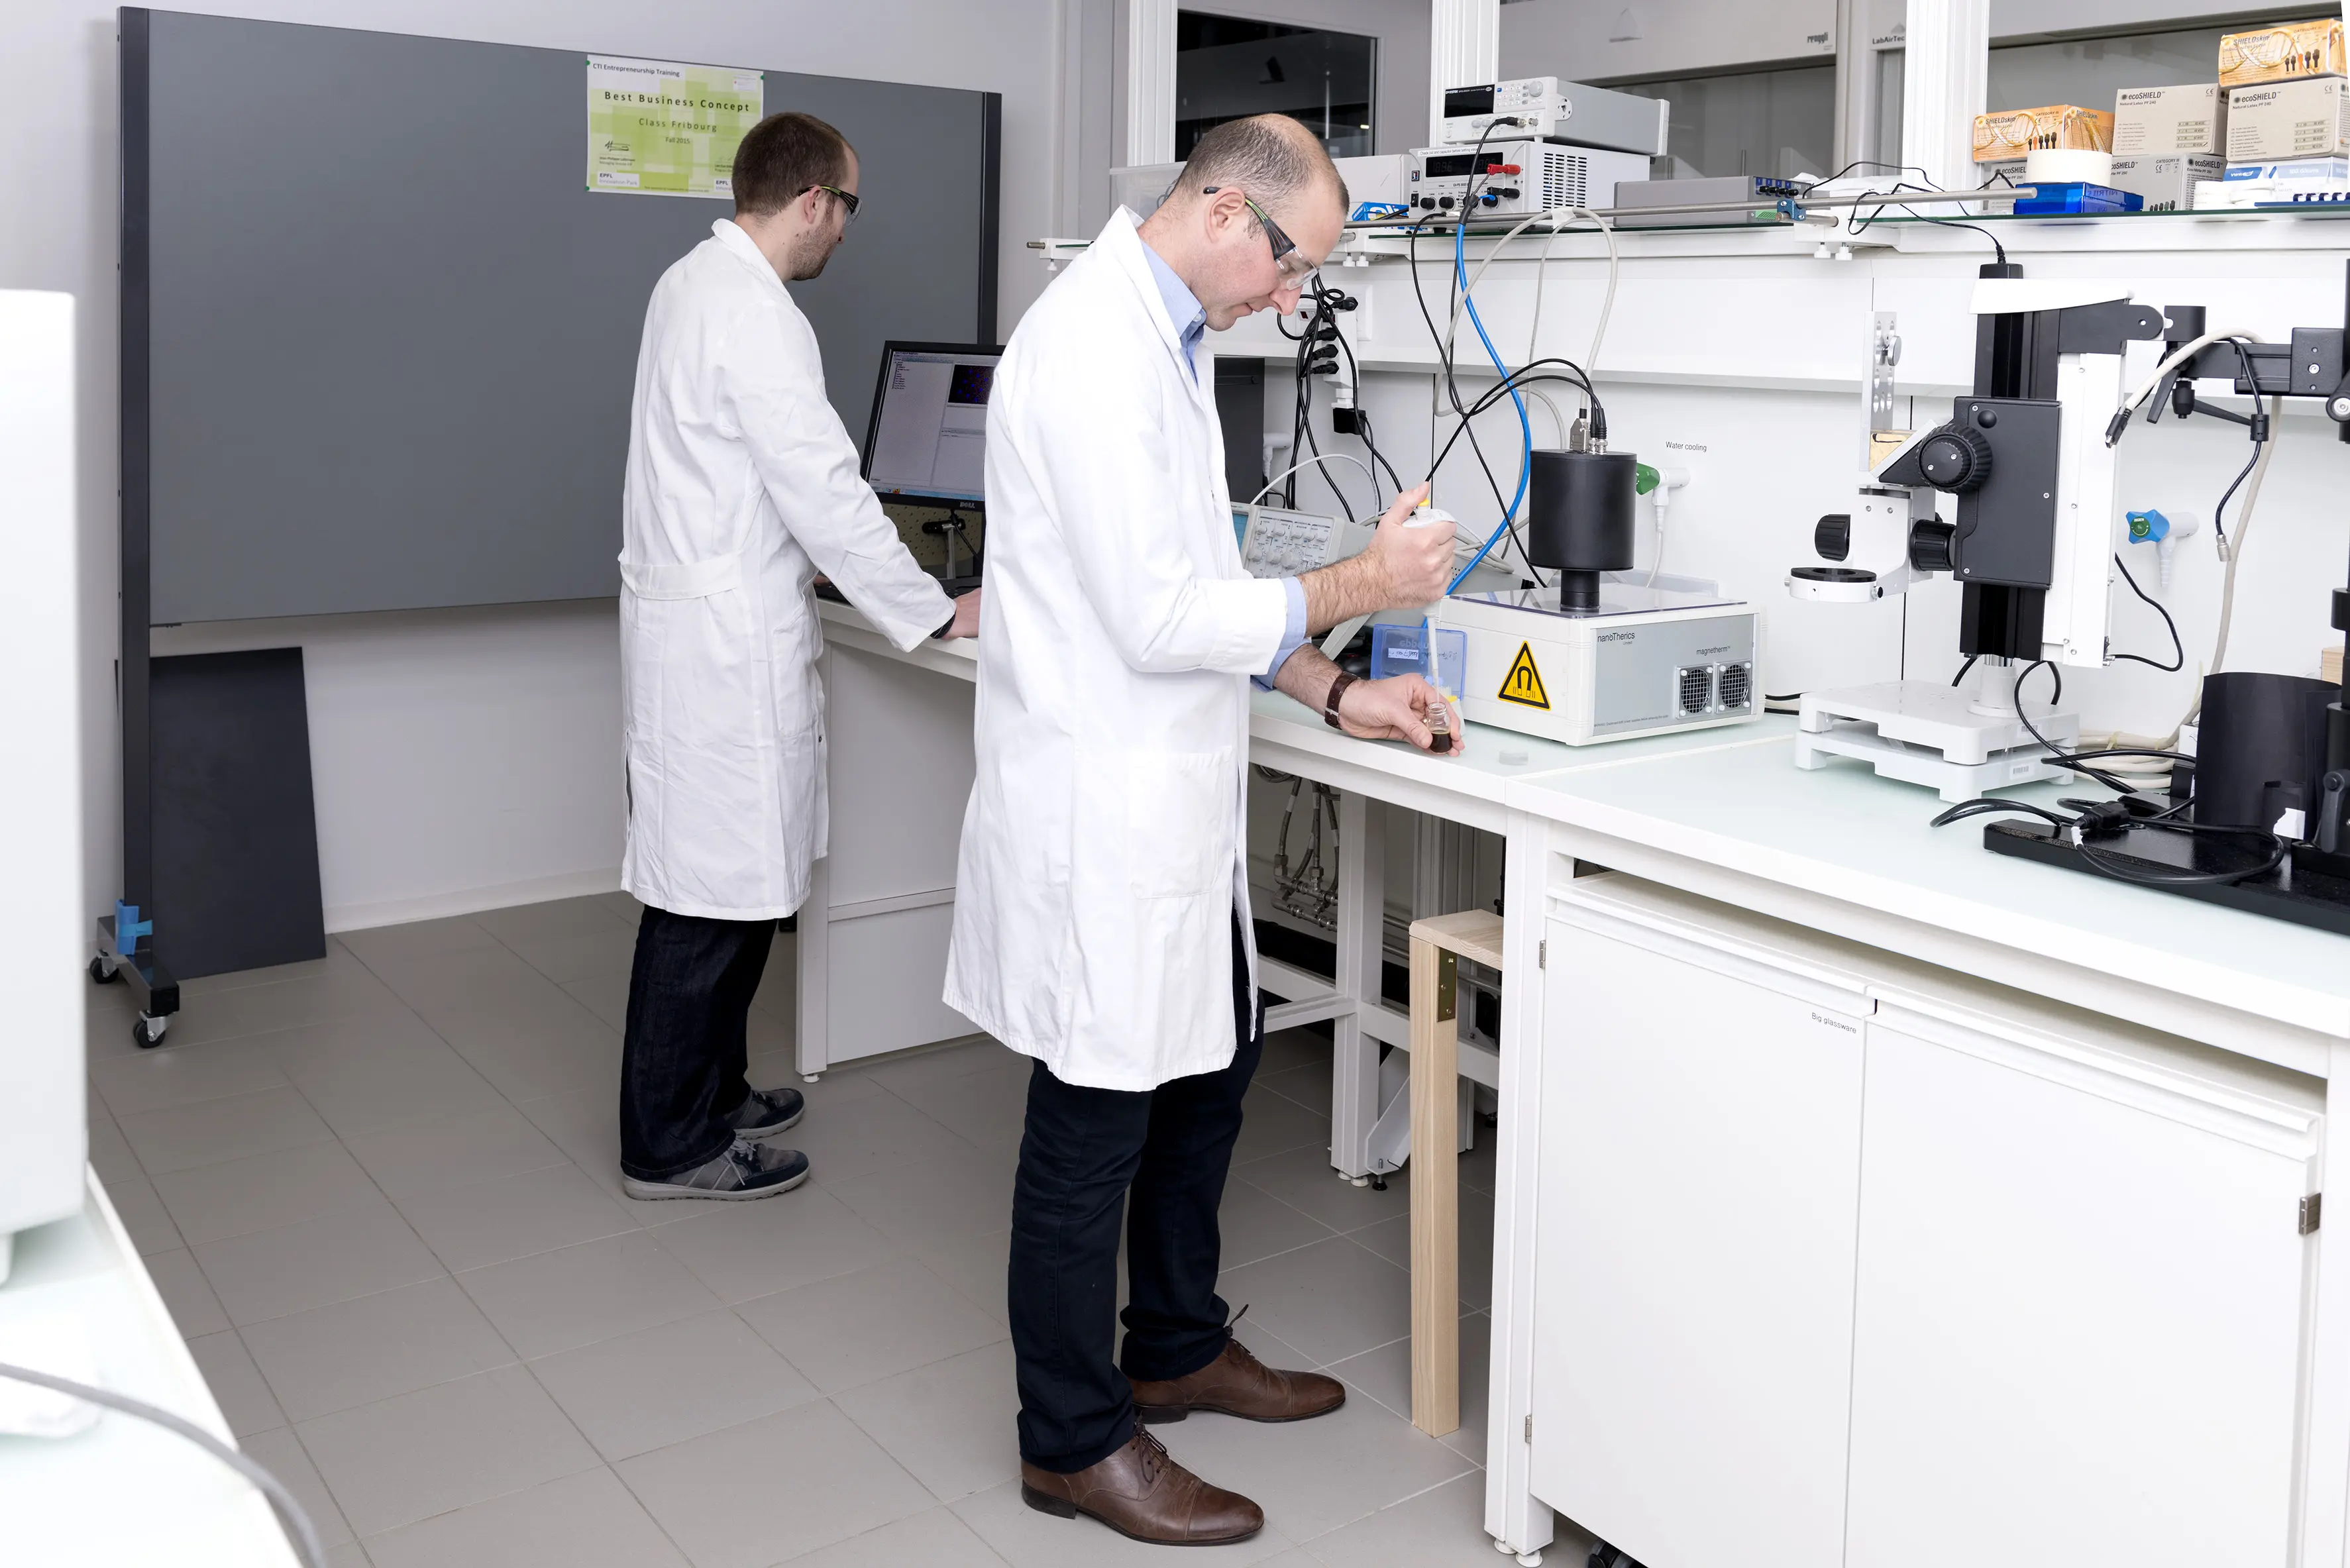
left=1498, top=641, right=1550, bottom=709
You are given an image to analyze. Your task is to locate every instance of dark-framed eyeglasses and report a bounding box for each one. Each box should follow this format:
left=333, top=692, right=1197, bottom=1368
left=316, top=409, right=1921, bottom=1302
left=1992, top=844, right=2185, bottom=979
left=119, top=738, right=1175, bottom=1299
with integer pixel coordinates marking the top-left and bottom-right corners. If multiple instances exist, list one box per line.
left=1201, top=186, right=1318, bottom=287
left=806, top=183, right=861, bottom=227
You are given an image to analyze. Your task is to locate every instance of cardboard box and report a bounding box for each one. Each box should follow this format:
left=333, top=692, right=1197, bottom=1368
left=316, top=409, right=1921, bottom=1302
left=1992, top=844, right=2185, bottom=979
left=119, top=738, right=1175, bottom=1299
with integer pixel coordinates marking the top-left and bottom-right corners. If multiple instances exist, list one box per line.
left=2200, top=158, right=2350, bottom=207
left=2113, top=83, right=2226, bottom=155
left=1974, top=105, right=2113, bottom=161
left=2227, top=79, right=2350, bottom=160
left=2225, top=155, right=2350, bottom=182
left=2110, top=153, right=2225, bottom=211
left=2219, top=18, right=2347, bottom=89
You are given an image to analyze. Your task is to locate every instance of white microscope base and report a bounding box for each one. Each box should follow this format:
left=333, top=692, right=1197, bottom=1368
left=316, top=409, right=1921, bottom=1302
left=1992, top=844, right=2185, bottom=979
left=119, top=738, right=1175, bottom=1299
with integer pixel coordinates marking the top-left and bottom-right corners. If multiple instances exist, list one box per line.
left=1795, top=681, right=2079, bottom=803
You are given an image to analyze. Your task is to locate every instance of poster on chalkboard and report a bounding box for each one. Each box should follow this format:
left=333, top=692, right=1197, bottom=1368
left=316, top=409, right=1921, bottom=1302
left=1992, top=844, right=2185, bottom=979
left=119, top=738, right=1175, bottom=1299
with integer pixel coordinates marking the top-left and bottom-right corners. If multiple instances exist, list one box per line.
left=586, top=56, right=763, bottom=198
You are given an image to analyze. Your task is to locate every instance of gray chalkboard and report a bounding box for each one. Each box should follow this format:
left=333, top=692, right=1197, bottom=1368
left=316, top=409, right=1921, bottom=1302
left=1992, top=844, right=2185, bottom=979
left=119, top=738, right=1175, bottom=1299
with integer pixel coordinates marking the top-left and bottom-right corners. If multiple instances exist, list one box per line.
left=133, top=10, right=999, bottom=623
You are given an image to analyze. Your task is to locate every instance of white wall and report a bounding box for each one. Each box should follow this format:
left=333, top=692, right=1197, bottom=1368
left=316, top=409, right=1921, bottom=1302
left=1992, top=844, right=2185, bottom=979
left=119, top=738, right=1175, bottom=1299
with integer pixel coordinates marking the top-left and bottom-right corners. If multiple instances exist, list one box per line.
left=1229, top=225, right=2350, bottom=753
left=3, top=0, right=1070, bottom=931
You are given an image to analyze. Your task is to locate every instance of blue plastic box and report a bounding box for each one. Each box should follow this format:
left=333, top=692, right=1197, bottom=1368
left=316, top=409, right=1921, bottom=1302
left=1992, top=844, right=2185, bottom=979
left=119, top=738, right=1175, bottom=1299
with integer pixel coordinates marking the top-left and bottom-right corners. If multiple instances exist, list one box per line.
left=2013, top=181, right=2145, bottom=215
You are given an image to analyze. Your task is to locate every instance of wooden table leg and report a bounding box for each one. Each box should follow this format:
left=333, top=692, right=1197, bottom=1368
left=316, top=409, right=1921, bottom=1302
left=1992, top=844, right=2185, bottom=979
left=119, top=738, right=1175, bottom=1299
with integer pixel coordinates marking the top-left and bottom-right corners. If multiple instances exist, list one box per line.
left=1410, top=935, right=1460, bottom=1436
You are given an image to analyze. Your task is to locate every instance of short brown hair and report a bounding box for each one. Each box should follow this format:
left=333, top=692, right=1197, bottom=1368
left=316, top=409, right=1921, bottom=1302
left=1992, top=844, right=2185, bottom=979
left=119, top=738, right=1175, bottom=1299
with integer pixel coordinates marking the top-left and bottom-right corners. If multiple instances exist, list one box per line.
left=1174, top=115, right=1348, bottom=223
left=731, top=111, right=854, bottom=217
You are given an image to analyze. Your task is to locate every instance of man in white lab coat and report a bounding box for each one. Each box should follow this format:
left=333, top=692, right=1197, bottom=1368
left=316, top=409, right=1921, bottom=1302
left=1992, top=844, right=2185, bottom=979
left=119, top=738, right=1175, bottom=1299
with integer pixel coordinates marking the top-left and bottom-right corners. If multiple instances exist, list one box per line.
left=945, top=116, right=1460, bottom=1543
left=615, top=111, right=977, bottom=1200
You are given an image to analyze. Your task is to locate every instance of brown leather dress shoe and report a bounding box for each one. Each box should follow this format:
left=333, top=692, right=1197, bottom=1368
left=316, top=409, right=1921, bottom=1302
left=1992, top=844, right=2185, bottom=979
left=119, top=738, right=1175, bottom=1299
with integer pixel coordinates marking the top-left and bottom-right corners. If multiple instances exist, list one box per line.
left=1020, top=1426, right=1263, bottom=1545
left=1129, top=1334, right=1346, bottom=1424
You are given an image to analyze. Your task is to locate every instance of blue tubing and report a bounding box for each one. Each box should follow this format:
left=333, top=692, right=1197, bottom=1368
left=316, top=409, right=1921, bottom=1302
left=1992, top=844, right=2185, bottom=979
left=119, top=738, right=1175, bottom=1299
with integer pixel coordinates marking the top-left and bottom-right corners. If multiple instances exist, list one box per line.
left=1447, top=218, right=1532, bottom=594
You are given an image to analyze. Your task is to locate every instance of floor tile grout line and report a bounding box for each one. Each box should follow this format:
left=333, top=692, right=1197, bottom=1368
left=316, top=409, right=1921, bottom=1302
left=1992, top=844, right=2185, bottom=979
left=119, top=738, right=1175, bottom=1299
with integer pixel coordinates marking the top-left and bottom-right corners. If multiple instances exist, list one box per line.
left=823, top=1379, right=965, bottom=1513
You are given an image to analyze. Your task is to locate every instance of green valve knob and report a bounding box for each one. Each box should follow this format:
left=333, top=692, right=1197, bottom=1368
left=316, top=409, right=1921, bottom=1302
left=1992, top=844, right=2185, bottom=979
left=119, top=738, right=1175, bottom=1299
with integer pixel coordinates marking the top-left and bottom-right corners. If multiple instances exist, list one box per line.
left=1635, top=462, right=1660, bottom=496
left=2125, top=508, right=2167, bottom=543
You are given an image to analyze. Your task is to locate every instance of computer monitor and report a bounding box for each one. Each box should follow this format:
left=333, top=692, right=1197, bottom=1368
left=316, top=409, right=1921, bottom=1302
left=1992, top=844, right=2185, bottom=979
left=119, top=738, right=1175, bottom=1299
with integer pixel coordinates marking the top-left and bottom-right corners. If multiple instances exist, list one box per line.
left=862, top=341, right=1004, bottom=507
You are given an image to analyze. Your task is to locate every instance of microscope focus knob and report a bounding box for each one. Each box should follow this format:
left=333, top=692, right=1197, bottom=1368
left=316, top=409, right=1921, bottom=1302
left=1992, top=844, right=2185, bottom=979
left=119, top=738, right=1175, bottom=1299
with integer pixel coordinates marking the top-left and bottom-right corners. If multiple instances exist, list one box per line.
left=1909, top=519, right=1957, bottom=573
left=1813, top=515, right=1852, bottom=562
left=1917, top=422, right=1993, bottom=493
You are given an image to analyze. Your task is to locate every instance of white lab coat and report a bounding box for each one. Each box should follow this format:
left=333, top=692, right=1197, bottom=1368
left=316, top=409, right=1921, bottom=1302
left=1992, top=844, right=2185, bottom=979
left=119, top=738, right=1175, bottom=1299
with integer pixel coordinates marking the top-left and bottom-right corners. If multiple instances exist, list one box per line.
left=619, top=220, right=952, bottom=921
left=944, top=211, right=1291, bottom=1091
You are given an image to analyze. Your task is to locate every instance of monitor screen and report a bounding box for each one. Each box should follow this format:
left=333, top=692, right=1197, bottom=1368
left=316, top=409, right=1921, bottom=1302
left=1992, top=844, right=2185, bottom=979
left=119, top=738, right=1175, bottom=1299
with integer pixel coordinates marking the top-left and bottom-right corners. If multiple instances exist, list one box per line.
left=863, top=343, right=1002, bottom=505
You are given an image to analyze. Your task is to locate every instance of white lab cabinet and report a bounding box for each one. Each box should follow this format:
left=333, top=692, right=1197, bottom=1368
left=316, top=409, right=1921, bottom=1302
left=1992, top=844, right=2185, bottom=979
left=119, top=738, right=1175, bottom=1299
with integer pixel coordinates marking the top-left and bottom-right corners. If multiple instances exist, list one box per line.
left=1523, top=876, right=2325, bottom=1568
left=796, top=641, right=981, bottom=1072
left=1844, top=999, right=2316, bottom=1568
left=1530, top=912, right=1868, bottom=1568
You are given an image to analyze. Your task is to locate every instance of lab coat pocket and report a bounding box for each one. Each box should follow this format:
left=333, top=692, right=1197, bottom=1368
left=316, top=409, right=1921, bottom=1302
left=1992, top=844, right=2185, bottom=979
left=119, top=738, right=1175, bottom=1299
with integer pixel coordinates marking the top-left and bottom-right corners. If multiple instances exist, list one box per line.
left=1110, top=747, right=1235, bottom=899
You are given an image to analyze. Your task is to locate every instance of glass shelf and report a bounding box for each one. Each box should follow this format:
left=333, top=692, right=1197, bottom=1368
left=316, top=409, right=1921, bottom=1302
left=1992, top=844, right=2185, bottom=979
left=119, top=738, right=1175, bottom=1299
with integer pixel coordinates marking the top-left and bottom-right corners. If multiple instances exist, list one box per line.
left=1870, top=203, right=2350, bottom=225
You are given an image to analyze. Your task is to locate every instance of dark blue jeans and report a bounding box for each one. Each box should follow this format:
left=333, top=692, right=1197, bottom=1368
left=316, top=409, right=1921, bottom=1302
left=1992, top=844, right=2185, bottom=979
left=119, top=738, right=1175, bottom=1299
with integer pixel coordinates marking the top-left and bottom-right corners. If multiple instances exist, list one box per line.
left=617, top=906, right=773, bottom=1180
left=1009, top=914, right=1264, bottom=1473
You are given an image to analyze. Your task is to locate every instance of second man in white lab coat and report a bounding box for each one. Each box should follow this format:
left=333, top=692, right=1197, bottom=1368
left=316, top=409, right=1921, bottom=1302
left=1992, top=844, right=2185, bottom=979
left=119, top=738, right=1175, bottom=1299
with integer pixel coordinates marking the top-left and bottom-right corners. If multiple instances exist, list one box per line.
left=616, top=112, right=977, bottom=1201
left=946, top=115, right=1459, bottom=1545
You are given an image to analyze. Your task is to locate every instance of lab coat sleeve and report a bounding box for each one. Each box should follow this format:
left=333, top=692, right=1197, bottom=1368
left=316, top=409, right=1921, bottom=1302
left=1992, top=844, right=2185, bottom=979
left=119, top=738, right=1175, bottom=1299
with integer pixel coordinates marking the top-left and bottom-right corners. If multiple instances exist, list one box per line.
left=721, top=305, right=953, bottom=652
left=1021, top=354, right=1287, bottom=675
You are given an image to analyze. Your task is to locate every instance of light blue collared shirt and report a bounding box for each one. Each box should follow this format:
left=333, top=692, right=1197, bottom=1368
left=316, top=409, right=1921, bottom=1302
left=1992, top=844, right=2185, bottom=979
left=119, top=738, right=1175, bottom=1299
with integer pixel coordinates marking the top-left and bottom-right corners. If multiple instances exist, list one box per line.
left=1139, top=235, right=1308, bottom=685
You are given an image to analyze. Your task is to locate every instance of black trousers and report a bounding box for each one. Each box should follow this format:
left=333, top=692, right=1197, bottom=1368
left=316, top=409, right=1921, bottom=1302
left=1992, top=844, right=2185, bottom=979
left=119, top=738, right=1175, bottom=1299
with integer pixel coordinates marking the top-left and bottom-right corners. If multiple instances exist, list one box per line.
left=617, top=906, right=775, bottom=1180
left=1008, top=914, right=1263, bottom=1473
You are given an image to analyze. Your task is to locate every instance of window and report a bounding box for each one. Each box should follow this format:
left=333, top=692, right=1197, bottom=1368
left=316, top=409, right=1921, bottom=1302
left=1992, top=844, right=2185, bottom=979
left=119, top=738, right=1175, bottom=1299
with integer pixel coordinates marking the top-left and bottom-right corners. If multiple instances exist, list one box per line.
left=1989, top=25, right=2239, bottom=109
left=1613, top=66, right=1838, bottom=180
left=1872, top=17, right=2278, bottom=172
left=1175, top=13, right=1377, bottom=160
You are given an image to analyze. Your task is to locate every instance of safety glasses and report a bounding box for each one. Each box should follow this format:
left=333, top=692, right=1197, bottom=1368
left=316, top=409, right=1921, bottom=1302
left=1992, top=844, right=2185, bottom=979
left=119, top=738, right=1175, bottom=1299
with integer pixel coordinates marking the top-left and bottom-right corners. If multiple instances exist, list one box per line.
left=806, top=183, right=860, bottom=228
left=1203, top=186, right=1318, bottom=289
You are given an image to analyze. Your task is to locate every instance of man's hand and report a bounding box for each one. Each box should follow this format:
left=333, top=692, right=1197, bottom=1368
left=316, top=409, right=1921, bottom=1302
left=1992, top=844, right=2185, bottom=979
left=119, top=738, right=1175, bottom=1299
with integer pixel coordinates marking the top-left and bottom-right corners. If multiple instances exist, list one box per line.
left=1360, top=484, right=1453, bottom=607
left=1298, top=484, right=1455, bottom=633
left=943, top=588, right=983, bottom=639
left=1336, top=673, right=1464, bottom=755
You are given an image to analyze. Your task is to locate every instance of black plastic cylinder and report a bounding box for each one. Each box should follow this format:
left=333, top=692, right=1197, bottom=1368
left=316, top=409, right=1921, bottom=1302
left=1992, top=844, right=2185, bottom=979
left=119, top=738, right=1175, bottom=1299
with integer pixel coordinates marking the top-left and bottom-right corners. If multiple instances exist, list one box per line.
left=1528, top=449, right=1636, bottom=610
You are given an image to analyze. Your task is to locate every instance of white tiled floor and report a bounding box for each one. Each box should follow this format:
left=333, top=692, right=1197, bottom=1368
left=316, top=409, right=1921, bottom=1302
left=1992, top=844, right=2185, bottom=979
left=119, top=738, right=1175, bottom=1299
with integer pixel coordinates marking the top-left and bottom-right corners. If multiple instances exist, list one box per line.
left=83, top=893, right=1549, bottom=1567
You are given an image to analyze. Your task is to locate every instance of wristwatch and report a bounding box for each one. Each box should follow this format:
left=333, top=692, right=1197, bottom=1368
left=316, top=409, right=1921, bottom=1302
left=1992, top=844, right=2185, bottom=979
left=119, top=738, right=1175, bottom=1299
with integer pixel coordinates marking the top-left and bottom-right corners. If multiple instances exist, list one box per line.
left=1323, top=671, right=1358, bottom=730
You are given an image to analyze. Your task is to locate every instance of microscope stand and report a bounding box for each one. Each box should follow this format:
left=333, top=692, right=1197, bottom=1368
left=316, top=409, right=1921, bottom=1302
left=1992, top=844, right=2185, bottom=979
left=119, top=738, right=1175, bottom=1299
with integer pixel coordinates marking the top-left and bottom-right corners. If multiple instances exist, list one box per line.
left=1795, top=681, right=2079, bottom=804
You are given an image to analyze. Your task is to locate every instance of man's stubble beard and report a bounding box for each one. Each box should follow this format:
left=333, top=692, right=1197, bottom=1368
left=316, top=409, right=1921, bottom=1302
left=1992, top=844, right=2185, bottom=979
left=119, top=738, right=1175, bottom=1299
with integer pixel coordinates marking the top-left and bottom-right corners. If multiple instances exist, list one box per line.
left=790, top=232, right=837, bottom=282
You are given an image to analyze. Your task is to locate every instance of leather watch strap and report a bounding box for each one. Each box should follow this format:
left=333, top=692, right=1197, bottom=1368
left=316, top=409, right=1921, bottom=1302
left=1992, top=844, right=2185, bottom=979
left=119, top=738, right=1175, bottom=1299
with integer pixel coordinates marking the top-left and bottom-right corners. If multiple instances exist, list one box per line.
left=1322, top=671, right=1357, bottom=730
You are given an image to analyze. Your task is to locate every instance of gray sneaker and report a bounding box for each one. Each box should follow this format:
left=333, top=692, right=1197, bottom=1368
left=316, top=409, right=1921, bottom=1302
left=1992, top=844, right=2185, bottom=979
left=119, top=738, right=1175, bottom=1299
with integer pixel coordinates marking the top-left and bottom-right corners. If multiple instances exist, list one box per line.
left=727, top=1086, right=805, bottom=1142
left=623, top=1137, right=810, bottom=1201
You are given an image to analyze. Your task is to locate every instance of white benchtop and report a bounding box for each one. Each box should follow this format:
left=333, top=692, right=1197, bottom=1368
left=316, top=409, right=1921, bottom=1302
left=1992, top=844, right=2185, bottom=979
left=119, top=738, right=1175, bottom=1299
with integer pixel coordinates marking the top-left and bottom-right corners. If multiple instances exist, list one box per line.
left=1249, top=689, right=1791, bottom=833
left=0, top=1173, right=297, bottom=1566
left=1508, top=737, right=2350, bottom=1069
left=820, top=591, right=1792, bottom=831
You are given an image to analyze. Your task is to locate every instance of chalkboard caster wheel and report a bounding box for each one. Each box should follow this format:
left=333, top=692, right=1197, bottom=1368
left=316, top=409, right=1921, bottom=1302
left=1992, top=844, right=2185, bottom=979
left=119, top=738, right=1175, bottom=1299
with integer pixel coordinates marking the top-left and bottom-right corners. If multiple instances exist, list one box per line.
left=95, top=912, right=180, bottom=1043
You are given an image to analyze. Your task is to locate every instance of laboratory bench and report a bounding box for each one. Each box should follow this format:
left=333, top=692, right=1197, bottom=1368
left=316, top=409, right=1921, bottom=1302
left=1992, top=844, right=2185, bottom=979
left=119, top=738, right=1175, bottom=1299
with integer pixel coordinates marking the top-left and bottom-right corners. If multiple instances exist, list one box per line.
left=1485, top=736, right=2350, bottom=1568
left=0, top=1171, right=299, bottom=1565
left=812, top=600, right=2350, bottom=1568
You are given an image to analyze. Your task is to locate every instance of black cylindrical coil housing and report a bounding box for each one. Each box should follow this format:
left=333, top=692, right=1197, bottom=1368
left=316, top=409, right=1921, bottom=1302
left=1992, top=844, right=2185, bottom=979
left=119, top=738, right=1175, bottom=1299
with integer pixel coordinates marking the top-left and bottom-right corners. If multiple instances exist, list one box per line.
left=1528, top=449, right=1636, bottom=610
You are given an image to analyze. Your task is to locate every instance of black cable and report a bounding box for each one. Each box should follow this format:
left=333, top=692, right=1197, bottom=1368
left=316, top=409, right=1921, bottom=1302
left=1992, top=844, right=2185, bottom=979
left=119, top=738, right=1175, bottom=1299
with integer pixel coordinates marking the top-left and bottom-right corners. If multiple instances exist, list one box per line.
left=2011, top=660, right=2135, bottom=794
left=1310, top=276, right=1405, bottom=503
left=1932, top=797, right=2077, bottom=832
left=1843, top=180, right=2006, bottom=264
left=1951, top=654, right=1977, bottom=688
left=1805, top=159, right=1942, bottom=188
left=1428, top=373, right=1595, bottom=474
left=2209, top=374, right=2265, bottom=552
left=2110, top=551, right=2184, bottom=672
left=1407, top=227, right=1534, bottom=573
